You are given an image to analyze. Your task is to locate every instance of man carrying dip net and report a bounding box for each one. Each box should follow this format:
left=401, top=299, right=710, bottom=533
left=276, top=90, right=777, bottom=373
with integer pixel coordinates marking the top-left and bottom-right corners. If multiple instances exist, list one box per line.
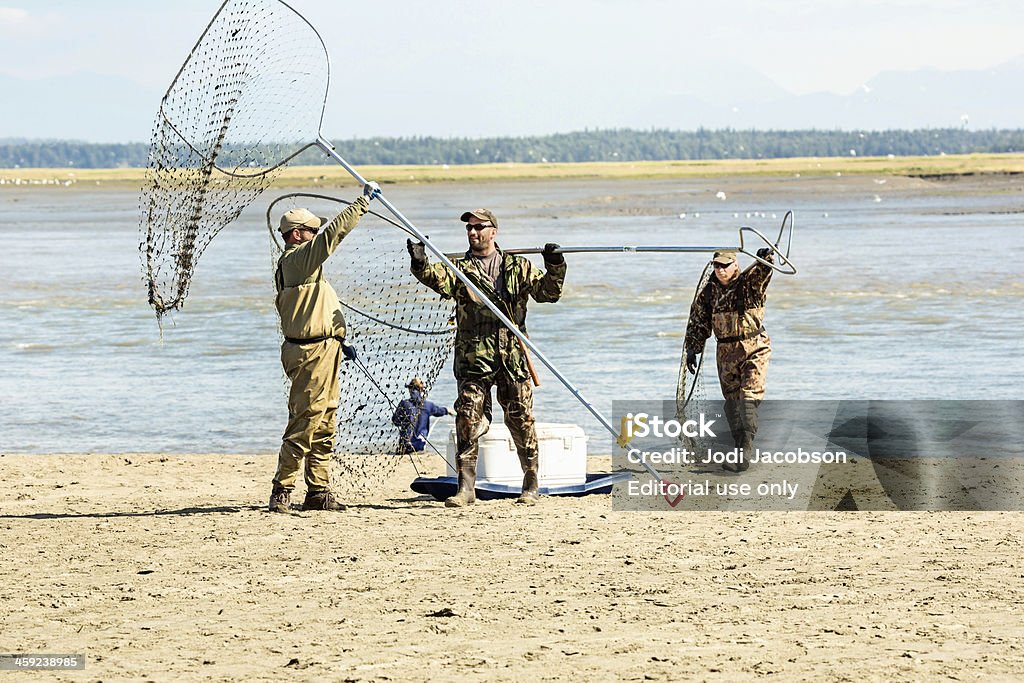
left=269, top=182, right=380, bottom=514
left=684, top=247, right=775, bottom=473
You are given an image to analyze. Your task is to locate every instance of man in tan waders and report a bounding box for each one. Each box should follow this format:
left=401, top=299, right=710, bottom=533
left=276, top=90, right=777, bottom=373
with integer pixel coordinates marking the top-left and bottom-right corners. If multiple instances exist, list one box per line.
left=684, top=248, right=774, bottom=472
left=268, top=182, right=380, bottom=513
left=407, top=209, right=566, bottom=507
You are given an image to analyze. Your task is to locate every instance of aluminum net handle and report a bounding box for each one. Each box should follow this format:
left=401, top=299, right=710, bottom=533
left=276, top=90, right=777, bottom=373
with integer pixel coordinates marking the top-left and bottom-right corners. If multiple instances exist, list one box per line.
left=315, top=137, right=666, bottom=483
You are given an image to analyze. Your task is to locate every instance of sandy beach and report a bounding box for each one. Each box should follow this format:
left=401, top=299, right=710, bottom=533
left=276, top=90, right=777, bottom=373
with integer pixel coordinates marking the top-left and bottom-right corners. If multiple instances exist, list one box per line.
left=2, top=453, right=1021, bottom=681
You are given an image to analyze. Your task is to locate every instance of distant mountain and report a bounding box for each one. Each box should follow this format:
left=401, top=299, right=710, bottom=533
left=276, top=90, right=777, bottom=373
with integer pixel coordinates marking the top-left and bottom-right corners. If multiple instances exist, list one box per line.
left=640, top=56, right=1024, bottom=131
left=3, top=57, right=1022, bottom=142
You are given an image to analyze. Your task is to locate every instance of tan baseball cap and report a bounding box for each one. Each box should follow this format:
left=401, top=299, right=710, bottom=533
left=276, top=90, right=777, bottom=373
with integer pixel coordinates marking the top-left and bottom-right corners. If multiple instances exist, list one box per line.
left=460, top=208, right=498, bottom=228
left=279, top=208, right=328, bottom=233
left=712, top=250, right=737, bottom=265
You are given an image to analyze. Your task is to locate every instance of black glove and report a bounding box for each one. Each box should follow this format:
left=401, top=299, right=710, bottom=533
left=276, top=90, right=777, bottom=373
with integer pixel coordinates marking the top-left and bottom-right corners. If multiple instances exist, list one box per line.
left=407, top=239, right=426, bottom=268
left=685, top=349, right=699, bottom=374
left=342, top=343, right=358, bottom=362
left=756, top=247, right=773, bottom=260
left=542, top=242, right=564, bottom=266
left=363, top=181, right=381, bottom=200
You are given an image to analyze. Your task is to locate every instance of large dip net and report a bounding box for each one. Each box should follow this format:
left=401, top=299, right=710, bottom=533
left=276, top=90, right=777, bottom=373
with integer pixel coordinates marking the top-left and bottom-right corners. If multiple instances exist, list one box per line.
left=266, top=193, right=457, bottom=495
left=139, top=0, right=329, bottom=318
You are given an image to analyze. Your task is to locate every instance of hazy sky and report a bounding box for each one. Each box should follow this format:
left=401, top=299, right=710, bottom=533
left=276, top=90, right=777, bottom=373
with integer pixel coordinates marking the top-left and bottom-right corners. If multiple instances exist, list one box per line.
left=1, top=0, right=1022, bottom=138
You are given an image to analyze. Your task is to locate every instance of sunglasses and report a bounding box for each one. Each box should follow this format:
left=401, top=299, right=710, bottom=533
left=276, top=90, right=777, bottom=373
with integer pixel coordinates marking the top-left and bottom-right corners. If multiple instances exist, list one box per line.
left=713, top=261, right=734, bottom=269
left=296, top=226, right=319, bottom=235
left=465, top=222, right=493, bottom=231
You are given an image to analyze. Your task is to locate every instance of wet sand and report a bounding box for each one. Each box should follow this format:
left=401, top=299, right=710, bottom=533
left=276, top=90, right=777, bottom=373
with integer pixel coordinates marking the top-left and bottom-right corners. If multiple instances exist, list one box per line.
left=2, top=453, right=1021, bottom=681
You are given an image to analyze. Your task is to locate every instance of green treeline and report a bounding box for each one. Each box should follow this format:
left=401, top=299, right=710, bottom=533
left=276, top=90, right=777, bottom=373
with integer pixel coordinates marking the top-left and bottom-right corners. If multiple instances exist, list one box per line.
left=3, top=128, right=1024, bottom=168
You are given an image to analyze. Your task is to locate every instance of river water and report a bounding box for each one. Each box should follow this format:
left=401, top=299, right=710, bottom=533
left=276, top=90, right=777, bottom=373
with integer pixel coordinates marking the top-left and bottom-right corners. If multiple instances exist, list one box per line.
left=2, top=175, right=1021, bottom=453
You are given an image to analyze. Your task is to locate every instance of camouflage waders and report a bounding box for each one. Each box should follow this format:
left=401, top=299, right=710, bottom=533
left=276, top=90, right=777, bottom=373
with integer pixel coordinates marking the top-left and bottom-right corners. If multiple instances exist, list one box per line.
left=412, top=244, right=565, bottom=506
left=448, top=375, right=540, bottom=507
left=685, top=253, right=774, bottom=471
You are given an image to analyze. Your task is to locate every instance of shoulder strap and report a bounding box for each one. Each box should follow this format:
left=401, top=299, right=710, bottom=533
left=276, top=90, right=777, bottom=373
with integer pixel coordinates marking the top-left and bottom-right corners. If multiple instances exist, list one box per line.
left=275, top=260, right=285, bottom=292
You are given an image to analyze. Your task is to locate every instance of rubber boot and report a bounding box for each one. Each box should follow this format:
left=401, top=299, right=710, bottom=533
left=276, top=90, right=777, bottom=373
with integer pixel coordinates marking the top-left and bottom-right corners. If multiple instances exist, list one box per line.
left=445, top=455, right=477, bottom=507
left=743, top=399, right=760, bottom=461
left=729, top=432, right=751, bottom=472
left=727, top=400, right=759, bottom=472
left=516, top=454, right=539, bottom=506
left=722, top=400, right=747, bottom=473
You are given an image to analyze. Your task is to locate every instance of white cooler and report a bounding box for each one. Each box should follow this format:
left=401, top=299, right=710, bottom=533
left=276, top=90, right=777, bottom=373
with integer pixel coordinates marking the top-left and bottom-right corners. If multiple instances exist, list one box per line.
left=445, top=422, right=588, bottom=488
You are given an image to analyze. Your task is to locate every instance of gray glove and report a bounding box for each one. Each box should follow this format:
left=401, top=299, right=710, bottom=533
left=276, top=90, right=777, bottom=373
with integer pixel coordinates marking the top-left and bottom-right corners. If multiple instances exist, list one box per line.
left=363, top=181, right=381, bottom=200
left=407, top=239, right=427, bottom=268
left=342, top=343, right=358, bottom=362
left=685, top=349, right=699, bottom=374
left=542, top=242, right=564, bottom=266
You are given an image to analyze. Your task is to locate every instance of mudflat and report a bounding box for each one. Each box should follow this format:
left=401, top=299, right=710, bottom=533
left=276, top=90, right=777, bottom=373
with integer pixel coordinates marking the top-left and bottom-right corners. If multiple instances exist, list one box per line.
left=4, top=152, right=1024, bottom=189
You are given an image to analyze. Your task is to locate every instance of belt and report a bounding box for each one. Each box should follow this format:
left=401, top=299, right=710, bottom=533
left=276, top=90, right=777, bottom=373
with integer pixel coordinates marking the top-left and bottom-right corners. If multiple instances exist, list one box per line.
left=284, top=335, right=342, bottom=345
left=716, top=326, right=765, bottom=344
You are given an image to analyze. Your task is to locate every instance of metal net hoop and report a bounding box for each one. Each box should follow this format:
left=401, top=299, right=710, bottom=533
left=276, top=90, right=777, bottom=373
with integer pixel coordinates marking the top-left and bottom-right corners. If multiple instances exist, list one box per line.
left=140, top=0, right=331, bottom=317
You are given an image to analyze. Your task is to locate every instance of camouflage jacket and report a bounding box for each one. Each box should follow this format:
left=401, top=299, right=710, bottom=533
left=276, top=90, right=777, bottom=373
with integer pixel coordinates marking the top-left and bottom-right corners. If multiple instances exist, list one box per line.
left=685, top=255, right=773, bottom=354
left=412, top=246, right=566, bottom=381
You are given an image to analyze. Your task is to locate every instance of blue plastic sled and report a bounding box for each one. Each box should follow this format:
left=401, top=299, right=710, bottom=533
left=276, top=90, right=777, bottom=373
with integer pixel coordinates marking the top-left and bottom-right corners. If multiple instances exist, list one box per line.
left=410, top=472, right=633, bottom=501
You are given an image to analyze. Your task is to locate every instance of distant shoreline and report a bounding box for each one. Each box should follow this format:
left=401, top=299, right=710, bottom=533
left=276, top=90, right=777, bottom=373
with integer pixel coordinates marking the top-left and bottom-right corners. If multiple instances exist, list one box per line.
left=2, top=153, right=1024, bottom=189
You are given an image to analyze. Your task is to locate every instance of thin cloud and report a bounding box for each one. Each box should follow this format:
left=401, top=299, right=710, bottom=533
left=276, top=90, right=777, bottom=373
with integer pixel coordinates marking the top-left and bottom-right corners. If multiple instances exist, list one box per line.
left=0, top=7, right=29, bottom=24
left=0, top=7, right=53, bottom=40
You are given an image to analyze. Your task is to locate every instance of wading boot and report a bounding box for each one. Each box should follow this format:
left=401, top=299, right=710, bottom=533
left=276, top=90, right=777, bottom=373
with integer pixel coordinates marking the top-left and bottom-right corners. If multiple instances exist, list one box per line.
left=268, top=484, right=292, bottom=513
left=515, top=450, right=540, bottom=505
left=740, top=399, right=760, bottom=471
left=302, top=489, right=346, bottom=511
left=445, top=455, right=477, bottom=507
left=724, top=400, right=758, bottom=472
left=516, top=467, right=539, bottom=506
left=722, top=400, right=747, bottom=473
left=723, top=433, right=751, bottom=472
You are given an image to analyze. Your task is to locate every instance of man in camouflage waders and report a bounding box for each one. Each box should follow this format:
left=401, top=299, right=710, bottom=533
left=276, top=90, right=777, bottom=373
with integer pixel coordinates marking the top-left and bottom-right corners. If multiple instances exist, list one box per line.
left=684, top=248, right=774, bottom=472
left=268, top=182, right=379, bottom=513
left=407, top=209, right=566, bottom=507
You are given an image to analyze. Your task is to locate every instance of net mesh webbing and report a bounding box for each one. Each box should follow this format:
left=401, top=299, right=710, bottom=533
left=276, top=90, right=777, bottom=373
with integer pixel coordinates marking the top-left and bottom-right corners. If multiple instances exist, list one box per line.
left=267, top=193, right=457, bottom=496
left=676, top=260, right=713, bottom=451
left=140, top=0, right=328, bottom=317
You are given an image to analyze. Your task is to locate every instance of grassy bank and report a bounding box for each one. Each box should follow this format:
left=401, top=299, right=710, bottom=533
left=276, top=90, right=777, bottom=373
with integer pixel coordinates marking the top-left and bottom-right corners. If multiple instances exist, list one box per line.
left=3, top=153, right=1024, bottom=189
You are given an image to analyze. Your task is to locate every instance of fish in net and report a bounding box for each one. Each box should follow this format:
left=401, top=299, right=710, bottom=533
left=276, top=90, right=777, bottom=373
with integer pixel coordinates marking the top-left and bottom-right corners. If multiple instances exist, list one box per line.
left=266, top=193, right=457, bottom=497
left=139, top=0, right=330, bottom=319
